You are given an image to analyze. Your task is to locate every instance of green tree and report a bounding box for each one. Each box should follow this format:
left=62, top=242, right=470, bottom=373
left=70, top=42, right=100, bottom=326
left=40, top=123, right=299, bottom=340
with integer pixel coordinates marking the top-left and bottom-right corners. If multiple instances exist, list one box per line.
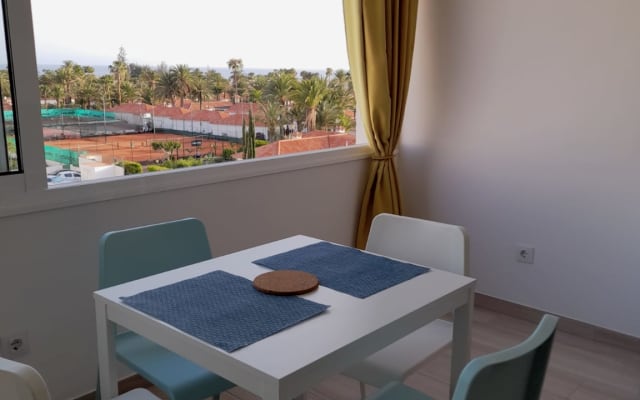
left=152, top=141, right=181, bottom=160
left=205, top=70, right=227, bottom=101
left=242, top=110, right=256, bottom=159
left=292, top=76, right=327, bottom=132
left=191, top=70, right=211, bottom=110
left=260, top=100, right=282, bottom=141
left=156, top=70, right=178, bottom=106
left=110, top=47, right=129, bottom=104
left=171, top=64, right=193, bottom=108
left=227, top=58, right=243, bottom=103
left=137, top=66, right=159, bottom=105
left=56, top=60, right=85, bottom=106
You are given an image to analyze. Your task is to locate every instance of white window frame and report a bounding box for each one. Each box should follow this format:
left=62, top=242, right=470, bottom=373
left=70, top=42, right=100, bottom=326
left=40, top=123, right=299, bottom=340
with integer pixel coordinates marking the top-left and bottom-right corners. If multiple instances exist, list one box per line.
left=0, top=0, right=371, bottom=219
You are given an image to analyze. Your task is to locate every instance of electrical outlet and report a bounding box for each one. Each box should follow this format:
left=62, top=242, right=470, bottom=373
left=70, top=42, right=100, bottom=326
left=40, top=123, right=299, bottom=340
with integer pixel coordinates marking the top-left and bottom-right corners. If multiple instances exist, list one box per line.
left=516, top=245, right=535, bottom=264
left=1, top=331, right=30, bottom=358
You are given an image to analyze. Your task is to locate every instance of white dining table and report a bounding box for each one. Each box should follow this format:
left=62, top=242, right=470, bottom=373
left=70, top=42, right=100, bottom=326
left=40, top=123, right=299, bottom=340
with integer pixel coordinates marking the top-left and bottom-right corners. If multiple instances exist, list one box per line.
left=94, top=235, right=476, bottom=400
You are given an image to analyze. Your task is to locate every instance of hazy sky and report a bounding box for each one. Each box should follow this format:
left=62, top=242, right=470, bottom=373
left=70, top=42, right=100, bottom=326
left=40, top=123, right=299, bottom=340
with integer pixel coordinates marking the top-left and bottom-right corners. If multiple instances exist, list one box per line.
left=30, top=0, right=350, bottom=71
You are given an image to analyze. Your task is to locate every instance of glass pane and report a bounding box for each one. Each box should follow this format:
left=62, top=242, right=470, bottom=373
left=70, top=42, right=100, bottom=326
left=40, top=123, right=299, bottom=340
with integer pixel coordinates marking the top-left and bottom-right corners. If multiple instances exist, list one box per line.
left=30, top=0, right=355, bottom=186
left=0, top=1, right=19, bottom=174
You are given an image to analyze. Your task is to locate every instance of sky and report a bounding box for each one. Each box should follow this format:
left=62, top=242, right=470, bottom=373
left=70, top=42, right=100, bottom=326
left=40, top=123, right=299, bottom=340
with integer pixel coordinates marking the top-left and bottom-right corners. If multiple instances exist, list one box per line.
left=30, top=0, right=350, bottom=72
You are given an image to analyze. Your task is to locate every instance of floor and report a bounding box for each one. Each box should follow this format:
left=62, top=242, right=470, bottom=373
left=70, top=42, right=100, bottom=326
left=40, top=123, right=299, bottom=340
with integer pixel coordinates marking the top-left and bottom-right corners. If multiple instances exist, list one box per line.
left=147, top=306, right=640, bottom=400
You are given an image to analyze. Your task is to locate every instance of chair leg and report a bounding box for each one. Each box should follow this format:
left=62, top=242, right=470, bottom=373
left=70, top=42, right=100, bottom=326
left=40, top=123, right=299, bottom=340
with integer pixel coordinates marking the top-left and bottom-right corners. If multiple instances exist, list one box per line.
left=359, top=381, right=366, bottom=400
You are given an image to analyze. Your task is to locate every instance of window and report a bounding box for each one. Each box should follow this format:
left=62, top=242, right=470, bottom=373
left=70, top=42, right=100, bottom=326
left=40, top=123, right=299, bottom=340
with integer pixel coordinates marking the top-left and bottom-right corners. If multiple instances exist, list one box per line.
left=0, top=1, right=20, bottom=175
left=0, top=0, right=368, bottom=217
left=27, top=0, right=358, bottom=186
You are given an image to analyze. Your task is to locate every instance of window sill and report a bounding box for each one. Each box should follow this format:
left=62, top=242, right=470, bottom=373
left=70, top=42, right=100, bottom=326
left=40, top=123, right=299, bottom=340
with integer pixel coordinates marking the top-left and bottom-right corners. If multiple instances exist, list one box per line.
left=0, top=145, right=372, bottom=218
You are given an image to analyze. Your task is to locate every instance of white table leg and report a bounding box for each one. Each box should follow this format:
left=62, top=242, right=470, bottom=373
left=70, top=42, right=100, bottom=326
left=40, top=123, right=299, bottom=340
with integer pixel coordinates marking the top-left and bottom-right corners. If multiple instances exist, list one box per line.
left=95, top=300, right=118, bottom=399
left=450, top=288, right=474, bottom=398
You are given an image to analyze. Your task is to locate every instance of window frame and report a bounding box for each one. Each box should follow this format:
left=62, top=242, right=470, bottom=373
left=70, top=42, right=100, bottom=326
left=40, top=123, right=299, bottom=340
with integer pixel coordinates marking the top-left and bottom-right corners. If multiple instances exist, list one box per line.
left=0, top=0, right=371, bottom=219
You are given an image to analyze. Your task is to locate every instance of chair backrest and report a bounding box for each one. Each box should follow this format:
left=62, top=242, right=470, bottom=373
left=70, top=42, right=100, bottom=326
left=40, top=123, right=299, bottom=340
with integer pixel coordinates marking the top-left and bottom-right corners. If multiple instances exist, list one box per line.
left=365, top=213, right=469, bottom=275
left=99, top=217, right=212, bottom=289
left=453, top=314, right=559, bottom=400
left=0, top=357, right=51, bottom=400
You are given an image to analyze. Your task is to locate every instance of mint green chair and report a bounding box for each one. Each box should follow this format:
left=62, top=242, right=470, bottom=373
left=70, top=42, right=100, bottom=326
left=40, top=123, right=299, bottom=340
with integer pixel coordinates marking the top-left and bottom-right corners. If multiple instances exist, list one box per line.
left=367, top=314, right=559, bottom=400
left=99, top=218, right=235, bottom=400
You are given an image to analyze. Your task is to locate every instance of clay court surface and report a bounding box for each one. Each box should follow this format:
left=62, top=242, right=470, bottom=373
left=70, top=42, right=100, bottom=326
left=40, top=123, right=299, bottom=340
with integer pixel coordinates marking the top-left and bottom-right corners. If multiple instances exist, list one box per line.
left=44, top=132, right=236, bottom=163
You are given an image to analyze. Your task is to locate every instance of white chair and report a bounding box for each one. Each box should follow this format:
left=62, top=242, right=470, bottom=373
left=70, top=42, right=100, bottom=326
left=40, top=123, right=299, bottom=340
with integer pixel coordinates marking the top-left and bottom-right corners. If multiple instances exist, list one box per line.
left=342, top=213, right=469, bottom=399
left=0, top=356, right=160, bottom=400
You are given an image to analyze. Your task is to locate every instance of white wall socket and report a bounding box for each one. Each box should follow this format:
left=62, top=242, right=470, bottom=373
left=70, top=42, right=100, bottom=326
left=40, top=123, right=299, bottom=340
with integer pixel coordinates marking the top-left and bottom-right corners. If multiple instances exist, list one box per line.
left=516, top=245, right=535, bottom=264
left=1, top=330, right=30, bottom=358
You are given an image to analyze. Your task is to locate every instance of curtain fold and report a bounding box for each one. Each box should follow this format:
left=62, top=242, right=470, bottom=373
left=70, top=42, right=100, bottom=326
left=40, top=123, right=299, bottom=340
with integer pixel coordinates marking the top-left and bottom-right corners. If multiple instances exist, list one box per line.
left=343, top=0, right=419, bottom=248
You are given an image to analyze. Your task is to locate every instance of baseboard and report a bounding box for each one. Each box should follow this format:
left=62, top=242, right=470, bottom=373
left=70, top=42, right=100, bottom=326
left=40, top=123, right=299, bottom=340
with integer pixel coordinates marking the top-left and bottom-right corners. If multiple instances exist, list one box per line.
left=475, top=293, right=640, bottom=353
left=73, top=374, right=152, bottom=400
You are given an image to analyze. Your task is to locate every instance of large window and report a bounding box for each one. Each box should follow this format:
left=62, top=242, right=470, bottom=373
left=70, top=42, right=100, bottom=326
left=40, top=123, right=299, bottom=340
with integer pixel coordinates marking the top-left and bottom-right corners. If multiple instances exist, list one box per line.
left=27, top=0, right=357, bottom=186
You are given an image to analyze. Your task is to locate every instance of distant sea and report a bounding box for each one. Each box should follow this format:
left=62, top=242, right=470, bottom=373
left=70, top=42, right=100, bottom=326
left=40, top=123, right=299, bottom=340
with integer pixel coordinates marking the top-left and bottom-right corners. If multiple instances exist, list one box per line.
left=37, top=64, right=327, bottom=77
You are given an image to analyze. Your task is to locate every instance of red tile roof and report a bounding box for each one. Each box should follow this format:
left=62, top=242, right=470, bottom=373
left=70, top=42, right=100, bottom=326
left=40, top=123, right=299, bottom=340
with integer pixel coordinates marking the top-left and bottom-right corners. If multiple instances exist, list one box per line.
left=109, top=102, right=266, bottom=127
left=251, top=131, right=356, bottom=158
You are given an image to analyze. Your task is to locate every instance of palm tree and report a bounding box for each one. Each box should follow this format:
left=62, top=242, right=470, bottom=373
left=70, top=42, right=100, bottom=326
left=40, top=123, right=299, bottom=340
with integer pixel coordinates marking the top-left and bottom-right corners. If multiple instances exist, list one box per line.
left=205, top=70, right=227, bottom=101
left=76, top=74, right=99, bottom=109
left=291, top=76, right=327, bottom=132
left=260, top=100, right=283, bottom=141
left=98, top=75, right=115, bottom=105
left=227, top=58, right=243, bottom=103
left=156, top=70, right=178, bottom=107
left=190, top=70, right=211, bottom=110
left=51, top=85, right=65, bottom=108
left=39, top=70, right=57, bottom=107
left=56, top=60, right=84, bottom=106
left=171, top=64, right=193, bottom=108
left=267, top=70, right=295, bottom=107
left=110, top=47, right=129, bottom=104
left=137, top=66, right=159, bottom=105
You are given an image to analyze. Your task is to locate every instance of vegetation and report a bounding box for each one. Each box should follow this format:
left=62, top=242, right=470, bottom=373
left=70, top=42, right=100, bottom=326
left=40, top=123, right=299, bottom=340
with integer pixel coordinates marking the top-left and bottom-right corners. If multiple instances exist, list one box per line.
left=146, top=165, right=170, bottom=172
left=151, top=141, right=181, bottom=160
left=6, top=137, right=18, bottom=170
left=164, top=157, right=202, bottom=169
left=35, top=49, right=355, bottom=137
left=242, top=110, right=256, bottom=159
left=222, top=148, right=234, bottom=161
left=118, top=160, right=142, bottom=175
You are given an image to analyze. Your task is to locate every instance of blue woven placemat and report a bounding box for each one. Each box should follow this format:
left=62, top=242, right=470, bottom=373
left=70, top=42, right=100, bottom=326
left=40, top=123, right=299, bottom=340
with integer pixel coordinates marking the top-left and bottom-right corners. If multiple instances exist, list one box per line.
left=120, top=270, right=329, bottom=352
left=253, top=241, right=429, bottom=298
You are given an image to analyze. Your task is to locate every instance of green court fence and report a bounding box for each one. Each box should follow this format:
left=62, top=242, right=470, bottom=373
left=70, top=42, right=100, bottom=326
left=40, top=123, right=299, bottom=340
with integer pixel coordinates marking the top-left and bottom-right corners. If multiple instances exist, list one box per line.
left=44, top=145, right=80, bottom=167
left=4, top=108, right=116, bottom=121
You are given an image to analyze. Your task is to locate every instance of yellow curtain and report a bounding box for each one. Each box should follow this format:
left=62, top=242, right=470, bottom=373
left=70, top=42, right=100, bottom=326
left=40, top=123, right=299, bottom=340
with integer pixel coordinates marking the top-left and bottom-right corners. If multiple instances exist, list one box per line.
left=343, top=0, right=419, bottom=248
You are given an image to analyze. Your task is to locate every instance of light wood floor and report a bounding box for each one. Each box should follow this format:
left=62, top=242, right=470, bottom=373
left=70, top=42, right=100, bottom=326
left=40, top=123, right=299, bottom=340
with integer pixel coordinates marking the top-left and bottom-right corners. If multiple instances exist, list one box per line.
left=148, top=306, right=640, bottom=400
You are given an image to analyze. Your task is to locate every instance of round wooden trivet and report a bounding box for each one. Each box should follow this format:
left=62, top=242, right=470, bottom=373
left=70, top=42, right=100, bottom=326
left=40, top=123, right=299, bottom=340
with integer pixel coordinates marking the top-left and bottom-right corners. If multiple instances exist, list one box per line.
left=253, top=270, right=319, bottom=295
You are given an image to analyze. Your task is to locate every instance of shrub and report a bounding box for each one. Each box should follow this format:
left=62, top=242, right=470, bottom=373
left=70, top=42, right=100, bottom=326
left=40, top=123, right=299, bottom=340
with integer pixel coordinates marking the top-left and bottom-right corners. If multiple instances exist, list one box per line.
left=174, top=159, right=191, bottom=168
left=146, top=165, right=169, bottom=172
left=120, top=161, right=142, bottom=175
left=222, top=148, right=234, bottom=161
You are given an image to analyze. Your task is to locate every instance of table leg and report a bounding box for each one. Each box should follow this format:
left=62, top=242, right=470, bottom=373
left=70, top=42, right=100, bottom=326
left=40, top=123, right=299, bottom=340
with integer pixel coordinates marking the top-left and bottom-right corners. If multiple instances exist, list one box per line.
left=95, top=301, right=118, bottom=399
left=450, top=289, right=474, bottom=398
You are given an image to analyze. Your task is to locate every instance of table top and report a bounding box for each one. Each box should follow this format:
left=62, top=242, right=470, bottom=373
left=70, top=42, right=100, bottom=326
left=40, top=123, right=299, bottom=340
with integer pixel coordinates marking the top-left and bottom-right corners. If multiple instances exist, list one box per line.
left=94, top=235, right=476, bottom=399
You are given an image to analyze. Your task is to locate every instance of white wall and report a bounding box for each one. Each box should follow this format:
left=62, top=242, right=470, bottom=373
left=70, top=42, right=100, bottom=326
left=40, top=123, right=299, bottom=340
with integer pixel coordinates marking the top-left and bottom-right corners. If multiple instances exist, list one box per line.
left=400, top=0, right=640, bottom=337
left=0, top=159, right=368, bottom=399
